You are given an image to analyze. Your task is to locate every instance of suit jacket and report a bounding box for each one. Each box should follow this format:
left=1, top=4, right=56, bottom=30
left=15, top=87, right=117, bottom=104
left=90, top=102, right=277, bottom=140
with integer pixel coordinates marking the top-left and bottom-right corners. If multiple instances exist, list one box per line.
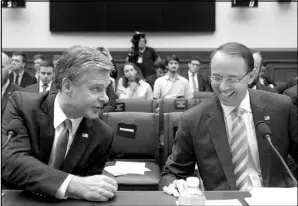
left=256, top=81, right=278, bottom=93
left=9, top=71, right=37, bottom=88
left=24, top=82, right=57, bottom=93
left=159, top=89, right=297, bottom=190
left=2, top=82, right=23, bottom=116
left=276, top=77, right=298, bottom=94
left=145, top=74, right=158, bottom=90
left=283, top=85, right=297, bottom=107
left=2, top=91, right=114, bottom=197
left=180, top=70, right=212, bottom=92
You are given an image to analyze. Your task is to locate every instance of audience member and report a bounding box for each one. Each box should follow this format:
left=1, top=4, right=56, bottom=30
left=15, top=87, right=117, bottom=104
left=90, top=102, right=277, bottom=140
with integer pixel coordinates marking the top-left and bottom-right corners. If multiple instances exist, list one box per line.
left=154, top=55, right=193, bottom=100
left=2, top=45, right=118, bottom=201
left=1, top=52, right=23, bottom=119
left=24, top=59, right=57, bottom=93
left=30, top=54, right=46, bottom=80
left=249, top=50, right=277, bottom=93
left=9, top=51, right=37, bottom=88
left=180, top=57, right=212, bottom=92
left=160, top=42, right=297, bottom=195
left=258, top=62, right=276, bottom=88
left=117, top=62, right=153, bottom=99
left=276, top=76, right=298, bottom=94
left=52, top=54, right=62, bottom=69
left=145, top=62, right=167, bottom=90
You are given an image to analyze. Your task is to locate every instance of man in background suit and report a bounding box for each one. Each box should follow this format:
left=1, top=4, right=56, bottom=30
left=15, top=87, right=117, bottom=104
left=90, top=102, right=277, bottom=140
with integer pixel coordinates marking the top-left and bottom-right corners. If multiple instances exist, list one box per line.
left=27, top=54, right=46, bottom=80
left=160, top=42, right=297, bottom=195
left=9, top=51, right=37, bottom=88
left=2, top=45, right=118, bottom=202
left=249, top=50, right=277, bottom=93
left=1, top=52, right=23, bottom=118
left=180, top=57, right=212, bottom=93
left=25, top=59, right=57, bottom=93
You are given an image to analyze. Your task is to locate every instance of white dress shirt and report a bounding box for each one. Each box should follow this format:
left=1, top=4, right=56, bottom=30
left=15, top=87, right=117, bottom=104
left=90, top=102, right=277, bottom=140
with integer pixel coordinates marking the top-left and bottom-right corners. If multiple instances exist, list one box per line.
left=117, top=78, right=153, bottom=99
left=221, top=91, right=263, bottom=190
left=2, top=80, right=10, bottom=98
left=13, top=70, right=24, bottom=86
left=188, top=71, right=199, bottom=93
left=48, top=93, right=83, bottom=199
left=39, top=80, right=52, bottom=92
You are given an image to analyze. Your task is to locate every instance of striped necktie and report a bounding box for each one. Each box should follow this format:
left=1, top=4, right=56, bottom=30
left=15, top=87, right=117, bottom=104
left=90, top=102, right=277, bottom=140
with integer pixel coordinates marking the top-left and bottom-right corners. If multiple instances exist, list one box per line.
left=53, top=119, right=72, bottom=169
left=230, top=107, right=249, bottom=191
left=191, top=73, right=198, bottom=92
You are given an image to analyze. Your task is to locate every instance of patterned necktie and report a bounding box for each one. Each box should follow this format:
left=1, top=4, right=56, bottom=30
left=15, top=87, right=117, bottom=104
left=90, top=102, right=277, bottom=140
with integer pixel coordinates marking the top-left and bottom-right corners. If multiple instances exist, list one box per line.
left=53, top=119, right=72, bottom=169
left=191, top=73, right=198, bottom=92
left=15, top=74, right=19, bottom=85
left=42, top=84, right=48, bottom=92
left=230, top=107, right=249, bottom=191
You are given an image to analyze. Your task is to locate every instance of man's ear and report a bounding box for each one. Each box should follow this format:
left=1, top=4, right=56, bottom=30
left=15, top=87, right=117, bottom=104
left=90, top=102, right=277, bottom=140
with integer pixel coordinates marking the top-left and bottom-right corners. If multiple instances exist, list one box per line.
left=248, top=67, right=257, bottom=84
left=61, top=78, right=73, bottom=97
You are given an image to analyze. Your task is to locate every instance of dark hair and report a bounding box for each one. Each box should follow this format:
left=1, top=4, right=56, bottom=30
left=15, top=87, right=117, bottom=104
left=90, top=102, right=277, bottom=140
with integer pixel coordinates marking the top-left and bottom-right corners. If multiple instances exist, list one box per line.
left=40, top=59, right=54, bottom=68
left=121, top=62, right=144, bottom=88
left=210, top=42, right=254, bottom=72
left=54, top=45, right=114, bottom=91
left=189, top=56, right=202, bottom=64
left=165, top=54, right=180, bottom=65
left=33, top=54, right=46, bottom=61
left=12, top=51, right=27, bottom=64
left=155, top=62, right=166, bottom=70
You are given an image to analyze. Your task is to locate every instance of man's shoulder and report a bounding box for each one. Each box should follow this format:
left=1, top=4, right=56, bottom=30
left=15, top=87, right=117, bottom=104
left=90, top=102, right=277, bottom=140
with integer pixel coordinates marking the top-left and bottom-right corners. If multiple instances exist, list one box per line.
left=251, top=89, right=292, bottom=106
left=177, top=75, right=189, bottom=83
left=92, top=118, right=113, bottom=137
left=183, top=97, right=219, bottom=119
left=11, top=91, right=54, bottom=107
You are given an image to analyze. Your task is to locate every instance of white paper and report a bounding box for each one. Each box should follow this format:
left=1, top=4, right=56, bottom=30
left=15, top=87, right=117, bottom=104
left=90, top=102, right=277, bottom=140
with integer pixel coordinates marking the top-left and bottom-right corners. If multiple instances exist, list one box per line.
left=205, top=199, right=243, bottom=206
left=104, top=161, right=151, bottom=176
left=245, top=187, right=297, bottom=206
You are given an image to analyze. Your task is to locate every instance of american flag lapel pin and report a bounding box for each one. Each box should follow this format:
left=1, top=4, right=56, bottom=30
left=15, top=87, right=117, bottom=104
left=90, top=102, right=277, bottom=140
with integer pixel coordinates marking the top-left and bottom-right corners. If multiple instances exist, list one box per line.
left=82, top=133, right=88, bottom=138
left=264, top=116, right=270, bottom=121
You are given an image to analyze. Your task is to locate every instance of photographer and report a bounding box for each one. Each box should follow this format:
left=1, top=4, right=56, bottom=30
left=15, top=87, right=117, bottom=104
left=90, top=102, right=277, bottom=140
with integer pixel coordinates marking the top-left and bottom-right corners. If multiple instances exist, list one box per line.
left=126, top=31, right=161, bottom=78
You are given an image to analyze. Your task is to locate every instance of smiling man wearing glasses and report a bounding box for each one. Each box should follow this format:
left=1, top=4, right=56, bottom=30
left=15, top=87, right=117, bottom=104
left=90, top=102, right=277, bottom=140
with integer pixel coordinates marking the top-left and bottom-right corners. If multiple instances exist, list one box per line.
left=160, top=42, right=297, bottom=195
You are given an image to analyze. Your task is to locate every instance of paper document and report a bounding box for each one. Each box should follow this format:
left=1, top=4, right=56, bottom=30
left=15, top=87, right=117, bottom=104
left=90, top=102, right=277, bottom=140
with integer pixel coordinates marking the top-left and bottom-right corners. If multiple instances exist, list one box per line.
left=104, top=161, right=150, bottom=176
left=205, top=199, right=243, bottom=206
left=245, top=187, right=297, bottom=206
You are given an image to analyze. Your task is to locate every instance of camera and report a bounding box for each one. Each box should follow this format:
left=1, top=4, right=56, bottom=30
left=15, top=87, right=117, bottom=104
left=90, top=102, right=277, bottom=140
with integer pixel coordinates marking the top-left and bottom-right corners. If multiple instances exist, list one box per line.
left=128, top=31, right=146, bottom=64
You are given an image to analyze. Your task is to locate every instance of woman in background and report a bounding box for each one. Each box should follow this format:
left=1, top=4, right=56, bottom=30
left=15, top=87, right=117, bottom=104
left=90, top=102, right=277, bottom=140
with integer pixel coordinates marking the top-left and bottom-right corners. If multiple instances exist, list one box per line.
left=117, top=62, right=153, bottom=99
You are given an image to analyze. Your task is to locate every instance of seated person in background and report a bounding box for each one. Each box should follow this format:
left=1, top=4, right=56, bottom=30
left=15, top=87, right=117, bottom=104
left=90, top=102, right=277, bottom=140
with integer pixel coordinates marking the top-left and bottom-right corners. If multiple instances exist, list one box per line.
left=259, top=62, right=276, bottom=88
left=52, top=54, right=62, bottom=69
left=249, top=50, right=277, bottom=93
left=145, top=61, right=167, bottom=90
left=283, top=83, right=297, bottom=107
left=30, top=54, right=46, bottom=80
left=2, top=45, right=118, bottom=201
left=160, top=42, right=297, bottom=195
left=25, top=59, right=57, bottom=93
left=180, top=56, right=212, bottom=92
left=154, top=54, right=193, bottom=100
left=116, top=62, right=153, bottom=99
left=2, top=52, right=24, bottom=120
left=9, top=51, right=37, bottom=88
left=276, top=76, right=298, bottom=94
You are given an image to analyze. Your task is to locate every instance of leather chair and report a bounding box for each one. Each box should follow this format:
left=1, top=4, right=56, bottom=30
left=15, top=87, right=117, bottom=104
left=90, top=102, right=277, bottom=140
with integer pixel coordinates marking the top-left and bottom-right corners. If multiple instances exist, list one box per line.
left=103, top=112, right=160, bottom=190
left=114, top=99, right=157, bottom=113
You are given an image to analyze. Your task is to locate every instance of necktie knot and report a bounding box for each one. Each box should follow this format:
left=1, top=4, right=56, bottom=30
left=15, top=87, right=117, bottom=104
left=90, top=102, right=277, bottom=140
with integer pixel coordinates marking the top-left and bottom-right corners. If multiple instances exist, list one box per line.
left=232, top=107, right=245, bottom=119
left=64, top=119, right=72, bottom=131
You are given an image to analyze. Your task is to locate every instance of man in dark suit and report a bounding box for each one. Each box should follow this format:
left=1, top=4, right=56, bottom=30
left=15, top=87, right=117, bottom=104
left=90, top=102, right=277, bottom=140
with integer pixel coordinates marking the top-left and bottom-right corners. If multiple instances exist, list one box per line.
left=25, top=59, right=57, bottom=93
left=180, top=57, right=212, bottom=92
left=9, top=51, right=37, bottom=88
left=1, top=52, right=24, bottom=117
left=160, top=42, right=297, bottom=195
left=2, top=46, right=118, bottom=201
left=145, top=62, right=167, bottom=90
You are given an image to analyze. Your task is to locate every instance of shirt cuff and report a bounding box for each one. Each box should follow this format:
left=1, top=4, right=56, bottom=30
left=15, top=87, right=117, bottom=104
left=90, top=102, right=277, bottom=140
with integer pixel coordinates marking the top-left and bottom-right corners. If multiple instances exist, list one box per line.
left=55, top=174, right=74, bottom=199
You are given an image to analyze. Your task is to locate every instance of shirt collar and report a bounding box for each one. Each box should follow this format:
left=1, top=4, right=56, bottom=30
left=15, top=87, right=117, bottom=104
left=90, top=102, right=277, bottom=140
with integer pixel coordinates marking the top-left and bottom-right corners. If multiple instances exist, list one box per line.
left=40, top=80, right=52, bottom=87
left=188, top=70, right=197, bottom=76
left=165, top=73, right=180, bottom=80
left=221, top=90, right=252, bottom=117
left=54, top=93, right=83, bottom=133
left=14, top=70, right=24, bottom=77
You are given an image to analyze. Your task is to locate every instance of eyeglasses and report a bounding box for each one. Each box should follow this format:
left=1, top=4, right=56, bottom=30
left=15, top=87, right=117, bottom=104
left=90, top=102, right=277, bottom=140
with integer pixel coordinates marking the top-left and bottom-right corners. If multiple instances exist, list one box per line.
left=210, top=71, right=250, bottom=84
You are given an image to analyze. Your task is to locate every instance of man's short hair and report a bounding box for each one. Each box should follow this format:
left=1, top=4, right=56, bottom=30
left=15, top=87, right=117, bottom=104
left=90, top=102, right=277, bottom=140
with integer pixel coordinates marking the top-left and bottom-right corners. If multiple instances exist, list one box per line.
left=40, top=59, right=54, bottom=68
left=155, top=62, right=166, bottom=70
left=210, top=42, right=254, bottom=72
left=189, top=56, right=202, bottom=63
left=33, top=54, right=46, bottom=61
left=12, top=51, right=27, bottom=64
left=54, top=45, right=114, bottom=90
left=165, top=54, right=180, bottom=65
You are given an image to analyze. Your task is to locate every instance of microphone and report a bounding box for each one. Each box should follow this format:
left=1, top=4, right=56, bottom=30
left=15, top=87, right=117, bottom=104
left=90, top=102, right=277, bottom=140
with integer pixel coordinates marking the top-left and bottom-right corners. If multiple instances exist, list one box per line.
left=256, top=121, right=297, bottom=187
left=2, top=119, right=22, bottom=148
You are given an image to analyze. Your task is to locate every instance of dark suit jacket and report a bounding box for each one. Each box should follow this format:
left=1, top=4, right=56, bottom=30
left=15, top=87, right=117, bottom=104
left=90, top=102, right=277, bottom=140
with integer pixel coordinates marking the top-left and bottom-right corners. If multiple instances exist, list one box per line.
left=2, top=91, right=114, bottom=197
left=145, top=74, right=158, bottom=90
left=1, top=82, right=24, bottom=117
left=9, top=71, right=37, bottom=88
left=276, top=77, right=298, bottom=94
left=283, top=85, right=297, bottom=107
left=24, top=82, right=57, bottom=93
left=159, top=89, right=297, bottom=190
left=180, top=70, right=212, bottom=92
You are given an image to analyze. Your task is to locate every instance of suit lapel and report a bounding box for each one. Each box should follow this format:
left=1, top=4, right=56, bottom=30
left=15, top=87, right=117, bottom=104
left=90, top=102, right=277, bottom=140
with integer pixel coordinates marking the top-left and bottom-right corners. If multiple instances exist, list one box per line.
left=37, top=92, right=56, bottom=163
left=2, top=83, right=16, bottom=112
left=249, top=89, right=271, bottom=187
left=62, top=118, right=94, bottom=173
left=20, top=72, right=29, bottom=87
left=206, top=98, right=237, bottom=190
